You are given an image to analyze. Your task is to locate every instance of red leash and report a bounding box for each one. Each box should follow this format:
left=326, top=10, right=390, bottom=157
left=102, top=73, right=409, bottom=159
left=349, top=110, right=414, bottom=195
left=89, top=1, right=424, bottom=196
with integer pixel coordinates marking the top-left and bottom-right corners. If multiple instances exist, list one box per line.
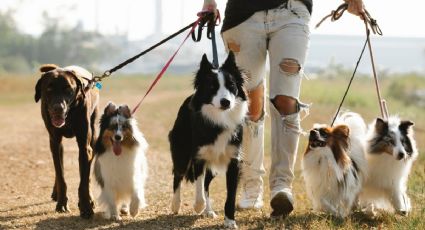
left=131, top=17, right=202, bottom=115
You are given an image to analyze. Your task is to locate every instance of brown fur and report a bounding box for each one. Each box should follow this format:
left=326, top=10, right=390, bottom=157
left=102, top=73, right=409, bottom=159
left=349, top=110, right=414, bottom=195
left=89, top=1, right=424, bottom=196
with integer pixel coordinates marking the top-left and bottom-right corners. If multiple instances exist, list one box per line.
left=34, top=65, right=99, bottom=219
left=305, top=125, right=351, bottom=169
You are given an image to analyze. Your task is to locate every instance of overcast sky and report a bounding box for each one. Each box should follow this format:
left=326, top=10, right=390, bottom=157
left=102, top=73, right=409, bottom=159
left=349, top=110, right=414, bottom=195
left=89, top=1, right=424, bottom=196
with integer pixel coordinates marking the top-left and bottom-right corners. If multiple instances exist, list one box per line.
left=2, top=0, right=425, bottom=40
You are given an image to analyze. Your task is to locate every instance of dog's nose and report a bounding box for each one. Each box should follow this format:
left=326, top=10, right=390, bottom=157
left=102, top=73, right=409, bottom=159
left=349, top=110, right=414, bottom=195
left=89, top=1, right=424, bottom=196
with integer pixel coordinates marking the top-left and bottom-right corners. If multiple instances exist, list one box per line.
left=309, top=130, right=319, bottom=141
left=220, top=99, right=230, bottom=109
left=397, top=152, right=405, bottom=160
left=52, top=104, right=64, bottom=113
left=114, top=135, right=123, bottom=142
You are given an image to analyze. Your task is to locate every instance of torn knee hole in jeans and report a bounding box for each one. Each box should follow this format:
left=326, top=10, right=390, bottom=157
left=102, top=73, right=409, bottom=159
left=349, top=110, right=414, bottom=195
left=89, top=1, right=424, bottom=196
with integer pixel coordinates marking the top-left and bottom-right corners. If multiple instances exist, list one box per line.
left=278, top=99, right=310, bottom=135
left=279, top=58, right=301, bottom=76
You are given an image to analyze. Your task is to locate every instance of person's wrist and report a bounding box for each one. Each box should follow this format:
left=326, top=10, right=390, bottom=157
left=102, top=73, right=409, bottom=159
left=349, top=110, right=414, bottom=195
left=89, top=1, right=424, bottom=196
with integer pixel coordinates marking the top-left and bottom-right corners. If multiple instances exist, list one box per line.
left=202, top=0, right=217, bottom=11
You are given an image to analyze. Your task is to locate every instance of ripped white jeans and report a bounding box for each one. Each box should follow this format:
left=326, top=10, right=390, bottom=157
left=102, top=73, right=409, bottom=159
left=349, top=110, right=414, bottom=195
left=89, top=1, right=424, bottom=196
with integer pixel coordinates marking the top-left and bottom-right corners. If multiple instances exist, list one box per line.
left=222, top=0, right=310, bottom=196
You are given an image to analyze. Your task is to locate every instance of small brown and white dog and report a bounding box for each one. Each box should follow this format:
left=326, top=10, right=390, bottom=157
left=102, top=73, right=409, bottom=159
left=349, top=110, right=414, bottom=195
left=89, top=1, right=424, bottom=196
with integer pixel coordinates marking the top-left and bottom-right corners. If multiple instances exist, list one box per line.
left=94, top=102, right=148, bottom=220
left=302, top=112, right=367, bottom=218
left=359, top=116, right=418, bottom=216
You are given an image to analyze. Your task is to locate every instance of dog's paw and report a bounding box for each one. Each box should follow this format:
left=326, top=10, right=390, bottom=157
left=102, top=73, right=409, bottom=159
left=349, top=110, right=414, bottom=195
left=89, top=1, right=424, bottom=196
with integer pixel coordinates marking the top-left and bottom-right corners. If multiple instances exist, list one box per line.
left=171, top=199, right=181, bottom=214
left=397, top=210, right=409, bottom=217
left=120, top=205, right=129, bottom=215
left=224, top=217, right=238, bottom=229
left=203, top=210, right=217, bottom=218
left=111, top=214, right=122, bottom=221
left=55, top=203, right=70, bottom=213
left=78, top=201, right=94, bottom=219
left=130, top=203, right=139, bottom=217
left=194, top=201, right=206, bottom=214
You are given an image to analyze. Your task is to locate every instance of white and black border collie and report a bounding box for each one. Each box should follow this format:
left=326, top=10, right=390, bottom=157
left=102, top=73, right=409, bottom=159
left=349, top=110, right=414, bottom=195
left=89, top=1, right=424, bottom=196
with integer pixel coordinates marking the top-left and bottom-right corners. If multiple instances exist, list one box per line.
left=359, top=116, right=418, bottom=216
left=94, top=102, right=148, bottom=220
left=169, top=52, right=247, bottom=229
left=302, top=112, right=367, bottom=218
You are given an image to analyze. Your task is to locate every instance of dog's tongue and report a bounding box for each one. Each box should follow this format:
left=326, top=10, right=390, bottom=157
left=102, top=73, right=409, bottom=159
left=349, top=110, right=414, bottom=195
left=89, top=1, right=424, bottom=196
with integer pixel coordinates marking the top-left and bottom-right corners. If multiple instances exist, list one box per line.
left=113, top=141, right=122, bottom=156
left=51, top=117, right=65, bottom=128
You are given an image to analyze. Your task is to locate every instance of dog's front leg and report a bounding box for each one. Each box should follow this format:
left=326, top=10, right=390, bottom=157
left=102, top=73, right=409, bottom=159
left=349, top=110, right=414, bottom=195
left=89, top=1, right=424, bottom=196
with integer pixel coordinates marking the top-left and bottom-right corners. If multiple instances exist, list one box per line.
left=194, top=168, right=206, bottom=214
left=49, top=134, right=69, bottom=212
left=391, top=189, right=411, bottom=216
left=224, top=158, right=239, bottom=229
left=75, top=121, right=94, bottom=219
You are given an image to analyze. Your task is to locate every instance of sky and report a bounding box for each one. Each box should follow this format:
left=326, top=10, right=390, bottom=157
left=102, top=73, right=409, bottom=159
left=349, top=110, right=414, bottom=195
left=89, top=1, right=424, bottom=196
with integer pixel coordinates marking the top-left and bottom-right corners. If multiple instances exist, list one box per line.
left=1, top=0, right=425, bottom=40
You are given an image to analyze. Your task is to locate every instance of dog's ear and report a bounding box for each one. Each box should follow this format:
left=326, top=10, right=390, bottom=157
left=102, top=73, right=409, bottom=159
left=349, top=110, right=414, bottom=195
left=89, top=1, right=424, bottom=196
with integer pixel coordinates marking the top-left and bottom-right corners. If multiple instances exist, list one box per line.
left=221, top=51, right=237, bottom=71
left=399, top=120, right=414, bottom=134
left=118, top=105, right=132, bottom=118
left=34, top=77, right=43, bottom=103
left=200, top=54, right=213, bottom=71
left=334, top=125, right=350, bottom=138
left=221, top=51, right=245, bottom=86
left=375, top=118, right=388, bottom=135
left=39, top=64, right=58, bottom=73
left=194, top=54, right=214, bottom=89
left=104, top=102, right=117, bottom=116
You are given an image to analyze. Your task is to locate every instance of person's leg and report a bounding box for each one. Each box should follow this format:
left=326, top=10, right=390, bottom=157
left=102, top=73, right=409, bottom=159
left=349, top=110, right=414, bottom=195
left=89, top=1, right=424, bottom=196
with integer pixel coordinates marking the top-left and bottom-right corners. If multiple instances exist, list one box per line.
left=222, top=11, right=267, bottom=209
left=267, top=0, right=311, bottom=217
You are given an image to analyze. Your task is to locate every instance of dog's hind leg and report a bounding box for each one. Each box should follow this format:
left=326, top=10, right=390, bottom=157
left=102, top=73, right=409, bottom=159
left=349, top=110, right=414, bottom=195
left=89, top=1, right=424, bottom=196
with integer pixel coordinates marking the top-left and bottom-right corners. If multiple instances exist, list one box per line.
left=49, top=135, right=69, bottom=213
left=224, top=158, right=239, bottom=229
left=171, top=174, right=183, bottom=214
left=203, top=169, right=217, bottom=218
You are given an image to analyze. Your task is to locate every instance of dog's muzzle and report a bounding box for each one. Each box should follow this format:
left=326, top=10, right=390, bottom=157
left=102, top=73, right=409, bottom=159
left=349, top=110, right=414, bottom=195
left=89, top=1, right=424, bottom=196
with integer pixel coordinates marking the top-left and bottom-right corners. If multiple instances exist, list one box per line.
left=309, top=130, right=327, bottom=148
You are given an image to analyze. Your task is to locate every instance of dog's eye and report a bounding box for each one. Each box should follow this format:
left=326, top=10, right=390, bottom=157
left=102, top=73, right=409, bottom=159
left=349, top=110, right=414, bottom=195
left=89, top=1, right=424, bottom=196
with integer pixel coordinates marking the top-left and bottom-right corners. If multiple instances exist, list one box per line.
left=319, top=129, right=328, bottom=138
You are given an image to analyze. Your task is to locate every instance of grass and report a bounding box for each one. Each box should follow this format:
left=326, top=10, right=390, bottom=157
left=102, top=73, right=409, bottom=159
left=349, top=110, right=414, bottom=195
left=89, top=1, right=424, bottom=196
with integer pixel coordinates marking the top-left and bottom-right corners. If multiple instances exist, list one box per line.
left=0, top=72, right=424, bottom=229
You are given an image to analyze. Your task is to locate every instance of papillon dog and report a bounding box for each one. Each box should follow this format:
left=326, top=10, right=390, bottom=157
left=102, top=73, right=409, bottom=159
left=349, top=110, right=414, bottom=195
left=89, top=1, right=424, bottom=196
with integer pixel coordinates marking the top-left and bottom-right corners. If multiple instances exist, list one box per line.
left=94, top=102, right=148, bottom=220
left=169, top=52, right=247, bottom=229
left=359, top=116, right=418, bottom=216
left=302, top=112, right=367, bottom=218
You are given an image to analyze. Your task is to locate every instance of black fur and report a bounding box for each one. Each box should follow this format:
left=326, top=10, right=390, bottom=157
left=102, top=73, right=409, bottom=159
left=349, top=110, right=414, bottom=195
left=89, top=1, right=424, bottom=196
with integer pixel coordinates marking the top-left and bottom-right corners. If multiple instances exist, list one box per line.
left=169, top=52, right=245, bottom=223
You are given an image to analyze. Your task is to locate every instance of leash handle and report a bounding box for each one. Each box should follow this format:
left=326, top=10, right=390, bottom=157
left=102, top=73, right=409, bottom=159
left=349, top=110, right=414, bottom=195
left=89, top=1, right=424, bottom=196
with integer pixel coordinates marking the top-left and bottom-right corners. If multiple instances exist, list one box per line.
left=192, top=10, right=221, bottom=68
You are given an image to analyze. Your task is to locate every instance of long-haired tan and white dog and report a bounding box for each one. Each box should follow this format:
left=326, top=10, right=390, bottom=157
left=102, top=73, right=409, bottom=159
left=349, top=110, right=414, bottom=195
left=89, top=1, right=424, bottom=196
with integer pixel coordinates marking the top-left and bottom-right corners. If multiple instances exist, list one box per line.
left=359, top=116, right=418, bottom=216
left=94, top=102, right=148, bottom=220
left=302, top=112, right=367, bottom=217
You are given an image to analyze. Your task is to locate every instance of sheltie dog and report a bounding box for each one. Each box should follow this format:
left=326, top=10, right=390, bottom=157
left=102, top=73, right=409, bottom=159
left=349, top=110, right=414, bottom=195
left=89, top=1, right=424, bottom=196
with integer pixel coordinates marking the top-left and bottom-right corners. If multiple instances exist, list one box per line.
left=169, top=52, right=247, bottom=228
left=302, top=112, right=367, bottom=217
left=359, top=116, right=418, bottom=216
left=94, top=102, right=148, bottom=220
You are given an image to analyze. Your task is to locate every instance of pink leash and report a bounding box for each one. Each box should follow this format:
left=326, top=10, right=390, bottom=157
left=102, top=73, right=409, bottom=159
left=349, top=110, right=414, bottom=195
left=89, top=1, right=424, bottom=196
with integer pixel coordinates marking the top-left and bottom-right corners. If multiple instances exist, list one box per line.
left=131, top=17, right=202, bottom=115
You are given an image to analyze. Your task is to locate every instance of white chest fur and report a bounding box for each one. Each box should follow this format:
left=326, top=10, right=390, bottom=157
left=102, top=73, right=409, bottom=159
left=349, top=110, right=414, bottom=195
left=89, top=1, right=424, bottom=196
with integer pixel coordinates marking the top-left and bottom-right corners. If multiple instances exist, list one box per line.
left=197, top=129, right=239, bottom=174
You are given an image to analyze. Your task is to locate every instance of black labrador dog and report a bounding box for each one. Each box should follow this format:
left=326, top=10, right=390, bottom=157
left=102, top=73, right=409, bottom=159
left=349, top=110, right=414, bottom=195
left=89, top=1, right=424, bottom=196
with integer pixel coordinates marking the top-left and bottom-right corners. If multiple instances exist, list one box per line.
left=35, top=64, right=99, bottom=218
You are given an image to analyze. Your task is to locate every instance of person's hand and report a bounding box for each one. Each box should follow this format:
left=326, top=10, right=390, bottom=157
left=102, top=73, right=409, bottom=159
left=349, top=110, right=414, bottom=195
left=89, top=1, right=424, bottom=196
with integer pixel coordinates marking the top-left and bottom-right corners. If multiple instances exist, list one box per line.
left=344, top=0, right=365, bottom=19
left=202, top=0, right=218, bottom=18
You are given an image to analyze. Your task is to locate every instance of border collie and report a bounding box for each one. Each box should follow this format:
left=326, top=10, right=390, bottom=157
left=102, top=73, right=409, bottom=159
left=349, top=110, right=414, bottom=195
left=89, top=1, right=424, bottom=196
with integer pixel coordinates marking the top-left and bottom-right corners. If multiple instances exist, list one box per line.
left=94, top=102, right=148, bottom=220
left=359, top=116, right=418, bottom=216
left=169, top=52, right=247, bottom=229
left=302, top=112, right=367, bottom=217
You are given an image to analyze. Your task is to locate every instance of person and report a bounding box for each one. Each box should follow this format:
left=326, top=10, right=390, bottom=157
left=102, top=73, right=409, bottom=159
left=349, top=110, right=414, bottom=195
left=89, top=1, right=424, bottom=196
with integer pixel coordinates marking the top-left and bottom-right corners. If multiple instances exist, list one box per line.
left=201, top=0, right=366, bottom=218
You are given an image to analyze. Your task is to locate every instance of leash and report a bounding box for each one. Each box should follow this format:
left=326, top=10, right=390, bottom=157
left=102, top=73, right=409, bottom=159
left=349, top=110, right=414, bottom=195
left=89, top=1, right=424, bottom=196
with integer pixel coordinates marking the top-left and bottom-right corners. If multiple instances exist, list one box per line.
left=130, top=16, right=203, bottom=114
left=192, top=10, right=221, bottom=68
left=316, top=3, right=386, bottom=126
left=92, top=21, right=200, bottom=85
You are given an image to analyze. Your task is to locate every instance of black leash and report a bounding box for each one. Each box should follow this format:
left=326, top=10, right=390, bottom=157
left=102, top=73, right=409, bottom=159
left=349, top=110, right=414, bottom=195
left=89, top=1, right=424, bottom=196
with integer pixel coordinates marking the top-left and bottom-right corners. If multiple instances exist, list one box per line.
left=330, top=37, right=368, bottom=127
left=316, top=3, right=384, bottom=126
left=192, top=11, right=220, bottom=68
left=93, top=21, right=198, bottom=83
